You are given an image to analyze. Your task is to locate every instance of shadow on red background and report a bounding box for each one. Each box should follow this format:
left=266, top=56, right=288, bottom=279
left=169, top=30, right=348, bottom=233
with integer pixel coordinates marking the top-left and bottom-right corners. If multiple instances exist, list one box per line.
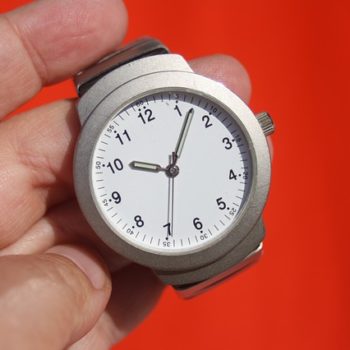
left=1, top=1, right=349, bottom=349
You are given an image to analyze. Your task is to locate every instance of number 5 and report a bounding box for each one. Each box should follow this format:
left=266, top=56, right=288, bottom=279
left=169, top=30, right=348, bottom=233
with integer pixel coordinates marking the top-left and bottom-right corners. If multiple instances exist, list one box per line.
left=216, top=197, right=227, bottom=210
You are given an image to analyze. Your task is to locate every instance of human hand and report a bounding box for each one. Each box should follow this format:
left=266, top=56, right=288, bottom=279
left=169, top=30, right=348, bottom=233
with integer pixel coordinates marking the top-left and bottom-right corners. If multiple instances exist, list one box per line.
left=0, top=1, right=253, bottom=349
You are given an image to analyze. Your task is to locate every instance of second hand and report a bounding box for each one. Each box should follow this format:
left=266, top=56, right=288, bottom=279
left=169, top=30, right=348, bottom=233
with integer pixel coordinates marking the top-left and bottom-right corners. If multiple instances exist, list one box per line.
left=166, top=154, right=175, bottom=240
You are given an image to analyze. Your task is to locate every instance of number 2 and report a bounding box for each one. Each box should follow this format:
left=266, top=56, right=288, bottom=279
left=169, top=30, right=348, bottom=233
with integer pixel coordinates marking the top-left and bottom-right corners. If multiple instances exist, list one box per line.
left=202, top=115, right=213, bottom=128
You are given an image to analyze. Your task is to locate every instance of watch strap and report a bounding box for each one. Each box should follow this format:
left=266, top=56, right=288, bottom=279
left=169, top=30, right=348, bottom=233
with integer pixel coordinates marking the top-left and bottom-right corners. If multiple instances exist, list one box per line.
left=157, top=217, right=265, bottom=298
left=175, top=243, right=263, bottom=298
left=74, top=37, right=169, bottom=97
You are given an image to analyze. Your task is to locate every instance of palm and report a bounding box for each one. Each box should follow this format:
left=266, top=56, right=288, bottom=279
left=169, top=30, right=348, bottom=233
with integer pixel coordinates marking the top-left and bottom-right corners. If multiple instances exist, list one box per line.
left=0, top=1, right=252, bottom=349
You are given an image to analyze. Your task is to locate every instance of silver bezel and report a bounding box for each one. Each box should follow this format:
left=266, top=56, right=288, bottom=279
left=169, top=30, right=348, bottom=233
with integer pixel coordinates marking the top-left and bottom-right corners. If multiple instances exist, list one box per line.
left=74, top=70, right=271, bottom=272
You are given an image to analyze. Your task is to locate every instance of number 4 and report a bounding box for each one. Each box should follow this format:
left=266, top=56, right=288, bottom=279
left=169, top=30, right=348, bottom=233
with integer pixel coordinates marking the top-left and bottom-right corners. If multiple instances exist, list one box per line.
left=229, top=169, right=237, bottom=180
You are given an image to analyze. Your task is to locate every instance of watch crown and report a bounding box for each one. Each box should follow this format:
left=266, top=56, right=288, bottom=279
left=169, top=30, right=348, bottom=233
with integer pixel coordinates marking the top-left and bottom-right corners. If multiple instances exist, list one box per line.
left=255, top=112, right=275, bottom=136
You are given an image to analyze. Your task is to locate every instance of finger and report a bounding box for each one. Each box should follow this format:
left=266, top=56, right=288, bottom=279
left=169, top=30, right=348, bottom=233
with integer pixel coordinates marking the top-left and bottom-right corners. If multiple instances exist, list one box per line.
left=190, top=55, right=274, bottom=156
left=0, top=244, right=111, bottom=350
left=0, top=201, right=130, bottom=273
left=0, top=100, right=78, bottom=248
left=68, top=265, right=164, bottom=350
left=0, top=55, right=252, bottom=248
left=67, top=312, right=121, bottom=350
left=0, top=0, right=127, bottom=117
left=107, top=264, right=164, bottom=336
left=189, top=54, right=252, bottom=103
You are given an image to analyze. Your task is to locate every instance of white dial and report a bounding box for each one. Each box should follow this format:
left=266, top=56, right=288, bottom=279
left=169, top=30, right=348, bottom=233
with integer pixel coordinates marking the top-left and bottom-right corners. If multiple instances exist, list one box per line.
left=91, top=91, right=252, bottom=253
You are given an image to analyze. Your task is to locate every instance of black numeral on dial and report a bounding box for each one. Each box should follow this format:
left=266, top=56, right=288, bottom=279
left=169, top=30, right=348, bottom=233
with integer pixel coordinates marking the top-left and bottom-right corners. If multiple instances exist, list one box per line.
left=115, top=129, right=131, bottom=145
left=107, top=158, right=123, bottom=174
left=222, top=137, right=233, bottom=150
left=193, top=217, right=203, bottom=230
left=111, top=191, right=121, bottom=204
left=138, top=109, right=155, bottom=124
left=163, top=222, right=172, bottom=239
left=229, top=169, right=237, bottom=180
left=216, top=197, right=227, bottom=210
left=134, top=215, right=144, bottom=227
left=202, top=115, right=213, bottom=128
left=174, top=105, right=182, bottom=116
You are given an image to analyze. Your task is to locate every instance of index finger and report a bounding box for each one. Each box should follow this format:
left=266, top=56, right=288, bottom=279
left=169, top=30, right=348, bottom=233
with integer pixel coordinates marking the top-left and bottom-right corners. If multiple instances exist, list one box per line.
left=0, top=0, right=128, bottom=118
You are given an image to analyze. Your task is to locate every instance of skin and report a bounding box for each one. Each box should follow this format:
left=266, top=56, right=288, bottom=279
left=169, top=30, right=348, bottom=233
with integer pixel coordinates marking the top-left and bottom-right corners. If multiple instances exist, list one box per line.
left=0, top=0, right=264, bottom=349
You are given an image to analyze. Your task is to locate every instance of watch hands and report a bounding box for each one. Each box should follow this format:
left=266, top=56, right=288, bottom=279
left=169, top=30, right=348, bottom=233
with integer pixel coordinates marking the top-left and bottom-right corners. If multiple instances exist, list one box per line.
left=129, top=108, right=194, bottom=174
left=130, top=109, right=194, bottom=241
left=129, top=161, right=166, bottom=173
left=164, top=109, right=194, bottom=240
left=172, top=108, right=194, bottom=165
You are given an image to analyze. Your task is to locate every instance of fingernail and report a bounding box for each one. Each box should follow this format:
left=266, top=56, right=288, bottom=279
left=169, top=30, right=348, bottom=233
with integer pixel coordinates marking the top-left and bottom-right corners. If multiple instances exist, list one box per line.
left=47, top=245, right=107, bottom=290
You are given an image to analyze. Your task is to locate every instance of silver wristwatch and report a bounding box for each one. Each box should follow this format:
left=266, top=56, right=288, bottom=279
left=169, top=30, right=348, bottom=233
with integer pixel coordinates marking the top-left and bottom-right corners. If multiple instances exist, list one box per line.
left=73, top=38, right=274, bottom=298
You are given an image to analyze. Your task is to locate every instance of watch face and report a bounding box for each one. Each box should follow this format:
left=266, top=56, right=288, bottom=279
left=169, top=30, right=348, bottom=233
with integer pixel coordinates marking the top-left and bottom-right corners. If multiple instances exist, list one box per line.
left=91, top=91, right=253, bottom=253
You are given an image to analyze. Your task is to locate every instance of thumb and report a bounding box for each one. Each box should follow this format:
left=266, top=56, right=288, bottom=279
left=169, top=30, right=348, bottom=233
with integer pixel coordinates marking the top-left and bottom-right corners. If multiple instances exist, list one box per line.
left=0, top=244, right=112, bottom=350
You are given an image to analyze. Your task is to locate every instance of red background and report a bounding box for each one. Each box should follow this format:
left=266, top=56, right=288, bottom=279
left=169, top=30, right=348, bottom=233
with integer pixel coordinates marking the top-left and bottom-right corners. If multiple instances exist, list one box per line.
left=1, top=1, right=350, bottom=349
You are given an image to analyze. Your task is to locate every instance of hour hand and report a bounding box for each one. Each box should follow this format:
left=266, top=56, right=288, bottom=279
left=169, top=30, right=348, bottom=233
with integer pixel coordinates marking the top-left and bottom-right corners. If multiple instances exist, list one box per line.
left=129, top=161, right=165, bottom=173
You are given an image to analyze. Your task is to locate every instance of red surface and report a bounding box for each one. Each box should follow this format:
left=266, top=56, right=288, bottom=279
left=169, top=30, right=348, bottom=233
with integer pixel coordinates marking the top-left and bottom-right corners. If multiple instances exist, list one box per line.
left=1, top=1, right=350, bottom=349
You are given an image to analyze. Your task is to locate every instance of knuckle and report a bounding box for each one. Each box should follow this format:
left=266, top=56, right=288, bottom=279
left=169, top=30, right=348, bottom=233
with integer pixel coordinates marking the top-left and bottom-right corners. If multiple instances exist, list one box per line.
left=39, top=254, right=91, bottom=307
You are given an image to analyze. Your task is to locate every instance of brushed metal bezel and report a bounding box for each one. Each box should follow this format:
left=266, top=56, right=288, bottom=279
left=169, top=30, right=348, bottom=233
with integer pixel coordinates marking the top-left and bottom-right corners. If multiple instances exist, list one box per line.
left=74, top=70, right=271, bottom=272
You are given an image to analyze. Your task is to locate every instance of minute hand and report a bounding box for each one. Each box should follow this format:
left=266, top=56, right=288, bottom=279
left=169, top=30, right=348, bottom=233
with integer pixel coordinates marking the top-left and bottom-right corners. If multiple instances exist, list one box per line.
left=173, top=108, right=194, bottom=162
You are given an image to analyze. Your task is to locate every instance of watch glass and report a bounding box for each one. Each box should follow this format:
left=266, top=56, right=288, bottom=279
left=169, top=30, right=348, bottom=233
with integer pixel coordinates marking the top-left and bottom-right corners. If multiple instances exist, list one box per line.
left=91, top=91, right=253, bottom=253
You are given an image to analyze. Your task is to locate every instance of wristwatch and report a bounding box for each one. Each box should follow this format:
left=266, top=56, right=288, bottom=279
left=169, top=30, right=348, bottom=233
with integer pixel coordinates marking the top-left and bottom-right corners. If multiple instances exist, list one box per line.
left=73, top=38, right=274, bottom=298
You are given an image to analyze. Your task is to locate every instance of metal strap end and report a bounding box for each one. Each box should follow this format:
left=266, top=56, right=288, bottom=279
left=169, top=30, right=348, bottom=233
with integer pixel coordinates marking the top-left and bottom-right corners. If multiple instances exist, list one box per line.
left=75, top=37, right=169, bottom=97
